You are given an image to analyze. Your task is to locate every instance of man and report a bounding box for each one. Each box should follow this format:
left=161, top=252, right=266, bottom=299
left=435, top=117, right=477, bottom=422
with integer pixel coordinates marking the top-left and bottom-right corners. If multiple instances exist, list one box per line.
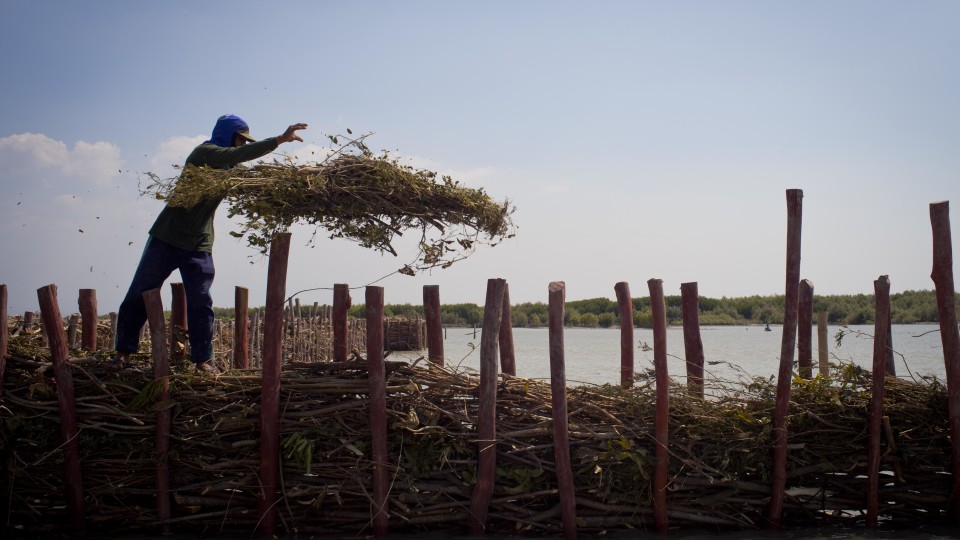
left=113, top=115, right=307, bottom=375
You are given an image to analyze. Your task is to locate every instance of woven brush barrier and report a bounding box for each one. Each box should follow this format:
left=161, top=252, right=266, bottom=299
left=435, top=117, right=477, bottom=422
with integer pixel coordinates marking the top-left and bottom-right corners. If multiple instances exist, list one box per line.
left=0, top=331, right=952, bottom=536
left=384, top=318, right=426, bottom=352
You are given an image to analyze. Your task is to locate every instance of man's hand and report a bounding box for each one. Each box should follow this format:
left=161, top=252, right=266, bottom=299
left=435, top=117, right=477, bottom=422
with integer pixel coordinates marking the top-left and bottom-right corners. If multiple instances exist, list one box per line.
left=278, top=123, right=308, bottom=144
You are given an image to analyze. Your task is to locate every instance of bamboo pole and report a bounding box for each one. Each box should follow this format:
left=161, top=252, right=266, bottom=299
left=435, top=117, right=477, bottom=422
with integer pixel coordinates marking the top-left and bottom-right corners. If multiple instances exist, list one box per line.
left=366, top=286, right=389, bottom=536
left=680, top=282, right=704, bottom=398
left=170, top=282, right=187, bottom=362
left=0, top=284, right=7, bottom=400
left=468, top=278, right=506, bottom=535
left=929, top=201, right=960, bottom=519
left=867, top=275, right=891, bottom=528
left=499, top=284, right=516, bottom=376
left=797, top=280, right=814, bottom=380
left=817, top=312, right=829, bottom=377
left=648, top=278, right=669, bottom=534
left=258, top=233, right=292, bottom=535
left=423, top=285, right=444, bottom=366
left=36, top=284, right=85, bottom=531
left=143, top=288, right=172, bottom=532
left=549, top=281, right=578, bottom=539
left=79, top=288, right=97, bottom=351
left=769, top=188, right=803, bottom=528
left=614, top=282, right=634, bottom=388
left=234, top=286, right=249, bottom=369
left=333, top=284, right=351, bottom=363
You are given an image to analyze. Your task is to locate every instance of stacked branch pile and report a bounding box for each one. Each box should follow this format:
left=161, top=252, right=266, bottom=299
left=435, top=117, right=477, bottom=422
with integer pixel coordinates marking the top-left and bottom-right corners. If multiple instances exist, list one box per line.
left=0, top=331, right=952, bottom=536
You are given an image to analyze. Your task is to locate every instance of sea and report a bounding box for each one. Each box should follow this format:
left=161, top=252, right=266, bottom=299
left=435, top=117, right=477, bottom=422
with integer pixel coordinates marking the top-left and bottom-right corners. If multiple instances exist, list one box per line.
left=394, top=324, right=952, bottom=387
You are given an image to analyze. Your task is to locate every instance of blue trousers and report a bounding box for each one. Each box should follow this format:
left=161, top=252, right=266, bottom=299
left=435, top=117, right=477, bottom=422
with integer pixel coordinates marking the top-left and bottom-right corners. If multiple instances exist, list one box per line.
left=115, top=236, right=216, bottom=363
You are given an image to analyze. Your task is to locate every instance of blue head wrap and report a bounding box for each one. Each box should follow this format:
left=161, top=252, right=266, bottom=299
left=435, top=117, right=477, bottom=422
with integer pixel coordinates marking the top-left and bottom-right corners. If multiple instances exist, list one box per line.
left=204, top=114, right=251, bottom=147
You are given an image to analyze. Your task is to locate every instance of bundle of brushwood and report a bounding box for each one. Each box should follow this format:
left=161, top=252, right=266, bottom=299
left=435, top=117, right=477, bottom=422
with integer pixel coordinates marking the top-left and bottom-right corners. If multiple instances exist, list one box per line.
left=141, top=133, right=515, bottom=274
left=0, top=331, right=953, bottom=536
left=384, top=317, right=426, bottom=351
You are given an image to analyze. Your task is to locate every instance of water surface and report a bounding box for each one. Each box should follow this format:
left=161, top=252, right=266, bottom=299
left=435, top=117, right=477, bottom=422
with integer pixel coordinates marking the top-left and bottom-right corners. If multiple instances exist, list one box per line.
left=399, top=324, right=949, bottom=387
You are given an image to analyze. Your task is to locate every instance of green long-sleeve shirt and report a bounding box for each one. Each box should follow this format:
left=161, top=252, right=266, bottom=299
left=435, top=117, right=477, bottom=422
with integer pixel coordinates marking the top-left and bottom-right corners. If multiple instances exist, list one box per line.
left=148, top=137, right=280, bottom=252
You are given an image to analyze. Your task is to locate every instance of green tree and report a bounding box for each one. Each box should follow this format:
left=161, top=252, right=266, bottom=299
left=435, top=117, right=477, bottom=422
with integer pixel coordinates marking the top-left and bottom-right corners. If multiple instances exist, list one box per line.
left=580, top=312, right=599, bottom=327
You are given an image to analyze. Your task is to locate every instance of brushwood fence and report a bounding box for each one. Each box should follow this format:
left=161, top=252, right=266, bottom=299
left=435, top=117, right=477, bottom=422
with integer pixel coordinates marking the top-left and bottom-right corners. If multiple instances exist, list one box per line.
left=7, top=306, right=369, bottom=368
left=2, top=191, right=960, bottom=538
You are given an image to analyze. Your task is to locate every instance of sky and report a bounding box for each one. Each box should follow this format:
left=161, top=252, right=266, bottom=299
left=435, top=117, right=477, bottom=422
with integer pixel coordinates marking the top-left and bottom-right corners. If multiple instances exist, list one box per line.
left=1, top=1, right=959, bottom=315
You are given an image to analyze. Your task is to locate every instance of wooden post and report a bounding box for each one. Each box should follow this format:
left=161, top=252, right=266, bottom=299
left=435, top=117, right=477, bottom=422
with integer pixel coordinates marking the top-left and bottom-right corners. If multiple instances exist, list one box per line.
left=67, top=313, right=80, bottom=349
left=109, top=311, right=118, bottom=349
left=499, top=284, right=516, bottom=376
left=769, top=188, right=803, bottom=528
left=648, top=278, right=669, bottom=534
left=929, top=201, right=960, bottom=519
left=423, top=285, right=444, bottom=366
left=251, top=309, right=261, bottom=368
left=294, top=298, right=302, bottom=360
left=333, top=283, right=351, bottom=363
left=143, top=288, right=172, bottom=532
left=170, top=282, right=187, bottom=362
left=867, top=275, right=891, bottom=528
left=468, top=278, right=506, bottom=535
left=0, top=284, right=7, bottom=400
left=614, top=281, right=634, bottom=388
left=817, top=312, right=829, bottom=377
left=797, top=280, right=814, bottom=379
left=36, top=284, right=85, bottom=531
left=885, top=307, right=896, bottom=376
left=549, top=281, right=578, bottom=539
left=23, top=310, right=34, bottom=331
left=680, top=282, right=704, bottom=398
left=78, top=288, right=97, bottom=351
left=234, top=286, right=249, bottom=369
left=366, top=286, right=389, bottom=536
left=258, top=233, right=292, bottom=535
